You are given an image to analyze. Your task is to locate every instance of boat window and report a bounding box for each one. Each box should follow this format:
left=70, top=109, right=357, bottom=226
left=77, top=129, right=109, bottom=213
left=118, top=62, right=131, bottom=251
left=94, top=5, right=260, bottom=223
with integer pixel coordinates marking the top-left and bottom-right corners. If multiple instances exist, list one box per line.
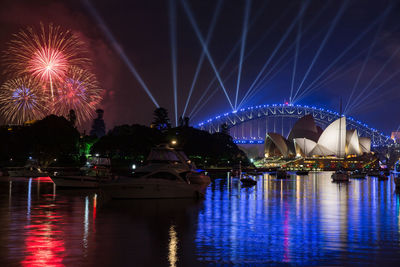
left=147, top=149, right=181, bottom=163
left=176, top=150, right=189, bottom=161
left=148, top=172, right=178, bottom=180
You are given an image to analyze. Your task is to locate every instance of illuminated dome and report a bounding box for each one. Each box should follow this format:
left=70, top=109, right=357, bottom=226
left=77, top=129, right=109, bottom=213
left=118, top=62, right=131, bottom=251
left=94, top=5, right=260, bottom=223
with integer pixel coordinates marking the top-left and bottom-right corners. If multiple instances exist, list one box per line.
left=288, top=114, right=320, bottom=142
left=264, top=115, right=371, bottom=158
left=265, top=133, right=294, bottom=158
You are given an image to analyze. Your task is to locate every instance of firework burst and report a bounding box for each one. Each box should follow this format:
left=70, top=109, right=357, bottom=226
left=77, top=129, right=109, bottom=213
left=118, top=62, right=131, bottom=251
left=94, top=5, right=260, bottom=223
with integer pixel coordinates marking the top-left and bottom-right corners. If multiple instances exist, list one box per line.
left=0, top=77, right=49, bottom=124
left=53, top=66, right=103, bottom=125
left=3, top=23, right=90, bottom=99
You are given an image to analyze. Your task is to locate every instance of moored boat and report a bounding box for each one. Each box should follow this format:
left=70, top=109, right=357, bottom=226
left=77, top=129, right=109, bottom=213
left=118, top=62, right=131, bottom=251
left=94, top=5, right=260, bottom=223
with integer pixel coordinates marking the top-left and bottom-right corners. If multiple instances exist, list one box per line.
left=51, top=157, right=113, bottom=188
left=7, top=166, right=47, bottom=177
left=377, top=174, right=388, bottom=181
left=350, top=170, right=366, bottom=179
left=296, top=170, right=309, bottom=176
left=240, top=175, right=257, bottom=186
left=276, top=169, right=290, bottom=179
left=394, top=175, right=400, bottom=189
left=101, top=169, right=205, bottom=199
left=101, top=144, right=210, bottom=199
left=332, top=170, right=349, bottom=182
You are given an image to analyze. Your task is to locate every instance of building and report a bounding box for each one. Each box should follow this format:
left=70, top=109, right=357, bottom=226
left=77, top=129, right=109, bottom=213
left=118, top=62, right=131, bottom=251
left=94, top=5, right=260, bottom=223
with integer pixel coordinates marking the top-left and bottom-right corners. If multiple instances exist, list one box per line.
left=391, top=131, right=400, bottom=143
left=265, top=114, right=371, bottom=158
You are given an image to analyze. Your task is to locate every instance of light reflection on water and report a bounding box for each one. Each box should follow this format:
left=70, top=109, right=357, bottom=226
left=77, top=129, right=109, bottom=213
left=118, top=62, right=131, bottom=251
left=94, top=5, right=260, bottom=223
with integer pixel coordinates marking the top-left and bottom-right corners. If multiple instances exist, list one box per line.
left=0, top=173, right=399, bottom=266
left=196, top=173, right=400, bottom=265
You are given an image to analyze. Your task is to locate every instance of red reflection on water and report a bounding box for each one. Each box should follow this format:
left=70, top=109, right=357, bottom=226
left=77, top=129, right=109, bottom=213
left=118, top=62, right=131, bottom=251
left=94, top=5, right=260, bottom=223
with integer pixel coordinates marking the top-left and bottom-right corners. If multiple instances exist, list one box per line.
left=33, top=177, right=53, bottom=183
left=93, top=194, right=97, bottom=221
left=22, top=208, right=65, bottom=266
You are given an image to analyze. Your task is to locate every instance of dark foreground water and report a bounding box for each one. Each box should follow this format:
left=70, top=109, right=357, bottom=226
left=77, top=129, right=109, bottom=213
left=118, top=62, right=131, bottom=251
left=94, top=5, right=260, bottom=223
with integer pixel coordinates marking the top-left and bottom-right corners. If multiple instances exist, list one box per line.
left=1, top=173, right=400, bottom=266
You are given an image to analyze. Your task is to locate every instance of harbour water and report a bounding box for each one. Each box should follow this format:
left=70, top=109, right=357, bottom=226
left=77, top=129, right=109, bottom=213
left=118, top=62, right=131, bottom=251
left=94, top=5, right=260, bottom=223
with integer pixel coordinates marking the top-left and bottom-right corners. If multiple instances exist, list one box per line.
left=1, top=173, right=400, bottom=266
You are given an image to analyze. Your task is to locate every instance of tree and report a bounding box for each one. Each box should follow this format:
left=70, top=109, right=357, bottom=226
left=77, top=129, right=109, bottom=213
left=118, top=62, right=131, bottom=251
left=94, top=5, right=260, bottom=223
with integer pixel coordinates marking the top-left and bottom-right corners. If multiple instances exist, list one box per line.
left=152, top=107, right=171, bottom=131
left=28, top=115, right=80, bottom=167
left=90, top=109, right=106, bottom=138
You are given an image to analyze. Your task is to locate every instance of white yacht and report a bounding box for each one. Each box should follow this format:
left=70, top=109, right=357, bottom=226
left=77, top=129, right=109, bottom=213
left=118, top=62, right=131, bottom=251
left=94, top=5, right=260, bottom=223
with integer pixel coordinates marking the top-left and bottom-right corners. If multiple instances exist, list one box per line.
left=145, top=145, right=211, bottom=185
left=7, top=166, right=46, bottom=177
left=101, top=168, right=205, bottom=199
left=51, top=157, right=113, bottom=188
left=101, top=145, right=210, bottom=199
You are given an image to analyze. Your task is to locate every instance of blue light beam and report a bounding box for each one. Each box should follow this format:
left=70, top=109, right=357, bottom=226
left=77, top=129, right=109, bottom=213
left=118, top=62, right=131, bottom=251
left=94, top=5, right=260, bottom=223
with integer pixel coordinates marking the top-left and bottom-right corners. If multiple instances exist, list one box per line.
left=349, top=49, right=400, bottom=113
left=344, top=4, right=392, bottom=114
left=292, top=0, right=348, bottom=101
left=242, top=0, right=310, bottom=105
left=182, top=0, right=223, bottom=117
left=234, top=0, right=252, bottom=110
left=289, top=18, right=302, bottom=104
left=180, top=0, right=234, bottom=110
left=169, top=0, right=179, bottom=126
left=189, top=2, right=296, bottom=116
left=82, top=0, right=159, bottom=107
left=292, top=10, right=391, bottom=103
left=238, top=21, right=331, bottom=108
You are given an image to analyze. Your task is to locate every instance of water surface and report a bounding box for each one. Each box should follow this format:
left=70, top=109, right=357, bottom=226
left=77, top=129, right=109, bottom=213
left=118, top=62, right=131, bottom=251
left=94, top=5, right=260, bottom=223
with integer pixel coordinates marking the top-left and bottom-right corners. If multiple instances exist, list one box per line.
left=0, top=173, right=400, bottom=266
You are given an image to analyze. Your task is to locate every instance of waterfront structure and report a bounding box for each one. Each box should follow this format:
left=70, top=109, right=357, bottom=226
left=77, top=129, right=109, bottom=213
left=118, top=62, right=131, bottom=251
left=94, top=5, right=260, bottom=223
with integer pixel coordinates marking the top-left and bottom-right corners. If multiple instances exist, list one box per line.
left=197, top=104, right=392, bottom=158
left=391, top=131, right=400, bottom=143
left=197, top=104, right=393, bottom=147
left=265, top=115, right=371, bottom=158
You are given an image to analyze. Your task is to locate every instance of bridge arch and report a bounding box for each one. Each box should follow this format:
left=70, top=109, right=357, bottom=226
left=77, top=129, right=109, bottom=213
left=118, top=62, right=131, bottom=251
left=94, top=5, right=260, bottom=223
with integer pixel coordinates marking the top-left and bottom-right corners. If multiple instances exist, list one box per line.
left=196, top=104, right=393, bottom=147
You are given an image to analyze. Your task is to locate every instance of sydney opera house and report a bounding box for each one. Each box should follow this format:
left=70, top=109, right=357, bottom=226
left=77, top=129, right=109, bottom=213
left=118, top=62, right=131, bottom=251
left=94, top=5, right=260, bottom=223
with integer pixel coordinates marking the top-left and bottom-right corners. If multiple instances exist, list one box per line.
left=264, top=114, right=371, bottom=158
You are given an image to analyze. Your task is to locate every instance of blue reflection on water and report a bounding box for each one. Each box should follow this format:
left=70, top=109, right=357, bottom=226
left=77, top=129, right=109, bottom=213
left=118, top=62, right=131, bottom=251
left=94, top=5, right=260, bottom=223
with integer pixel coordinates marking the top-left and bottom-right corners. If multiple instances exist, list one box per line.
left=196, top=173, right=400, bottom=265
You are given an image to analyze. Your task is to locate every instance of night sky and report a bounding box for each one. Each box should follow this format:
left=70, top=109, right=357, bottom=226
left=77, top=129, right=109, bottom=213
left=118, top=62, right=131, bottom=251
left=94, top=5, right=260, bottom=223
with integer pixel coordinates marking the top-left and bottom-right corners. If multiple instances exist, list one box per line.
left=0, top=0, right=399, bottom=133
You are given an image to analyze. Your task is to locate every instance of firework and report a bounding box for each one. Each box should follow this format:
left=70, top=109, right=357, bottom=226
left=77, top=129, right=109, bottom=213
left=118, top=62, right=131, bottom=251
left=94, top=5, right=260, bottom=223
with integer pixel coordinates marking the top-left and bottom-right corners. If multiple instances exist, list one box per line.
left=53, top=66, right=103, bottom=125
left=0, top=77, right=49, bottom=124
left=3, top=23, right=90, bottom=99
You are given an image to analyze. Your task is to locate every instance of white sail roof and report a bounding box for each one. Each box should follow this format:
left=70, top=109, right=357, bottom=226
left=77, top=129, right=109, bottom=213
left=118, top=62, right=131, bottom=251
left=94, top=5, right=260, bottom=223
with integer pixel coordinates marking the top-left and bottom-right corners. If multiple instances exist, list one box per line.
left=346, top=129, right=361, bottom=155
left=294, top=138, right=317, bottom=156
left=265, top=133, right=290, bottom=157
left=359, top=137, right=371, bottom=153
left=316, top=117, right=346, bottom=157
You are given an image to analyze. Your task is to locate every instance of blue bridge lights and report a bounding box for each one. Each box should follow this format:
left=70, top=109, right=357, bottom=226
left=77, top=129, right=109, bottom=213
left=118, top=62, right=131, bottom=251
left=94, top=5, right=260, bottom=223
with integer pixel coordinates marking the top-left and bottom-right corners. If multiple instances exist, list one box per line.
left=196, top=103, right=393, bottom=147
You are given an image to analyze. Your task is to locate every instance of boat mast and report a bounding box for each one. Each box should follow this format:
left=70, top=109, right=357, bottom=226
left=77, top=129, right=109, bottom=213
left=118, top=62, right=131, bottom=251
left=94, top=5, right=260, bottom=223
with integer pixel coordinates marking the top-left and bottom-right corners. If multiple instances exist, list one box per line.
left=338, top=98, right=342, bottom=159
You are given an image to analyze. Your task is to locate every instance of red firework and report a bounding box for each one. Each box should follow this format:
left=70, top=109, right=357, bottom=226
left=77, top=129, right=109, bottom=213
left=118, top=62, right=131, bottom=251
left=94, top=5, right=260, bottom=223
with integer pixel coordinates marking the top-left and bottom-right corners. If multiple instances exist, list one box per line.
left=53, top=66, right=103, bottom=125
left=3, top=23, right=90, bottom=89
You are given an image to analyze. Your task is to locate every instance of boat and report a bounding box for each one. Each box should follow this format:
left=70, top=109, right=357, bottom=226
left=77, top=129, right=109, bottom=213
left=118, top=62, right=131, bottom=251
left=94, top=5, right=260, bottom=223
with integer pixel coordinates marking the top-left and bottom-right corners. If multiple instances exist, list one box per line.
left=50, top=157, right=113, bottom=188
left=394, top=175, right=400, bottom=189
left=7, top=165, right=47, bottom=177
left=394, top=160, right=400, bottom=175
left=101, top=168, right=205, bottom=199
left=145, top=144, right=211, bottom=186
left=296, top=170, right=309, bottom=176
left=367, top=170, right=381, bottom=177
left=101, top=145, right=210, bottom=199
left=350, top=170, right=366, bottom=179
left=377, top=174, right=388, bottom=181
left=332, top=170, right=349, bottom=182
left=240, top=175, right=257, bottom=186
left=276, top=169, right=290, bottom=179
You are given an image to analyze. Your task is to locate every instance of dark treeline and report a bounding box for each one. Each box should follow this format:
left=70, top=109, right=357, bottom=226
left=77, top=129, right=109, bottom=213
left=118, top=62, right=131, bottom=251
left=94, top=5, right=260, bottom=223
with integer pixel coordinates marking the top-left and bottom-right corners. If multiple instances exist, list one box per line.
left=0, top=115, right=80, bottom=167
left=0, top=108, right=250, bottom=171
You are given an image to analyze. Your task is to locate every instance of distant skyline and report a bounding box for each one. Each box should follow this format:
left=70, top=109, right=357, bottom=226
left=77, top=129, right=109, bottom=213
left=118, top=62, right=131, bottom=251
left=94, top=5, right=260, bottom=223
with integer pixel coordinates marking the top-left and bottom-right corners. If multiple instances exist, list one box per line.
left=0, top=0, right=399, bottom=133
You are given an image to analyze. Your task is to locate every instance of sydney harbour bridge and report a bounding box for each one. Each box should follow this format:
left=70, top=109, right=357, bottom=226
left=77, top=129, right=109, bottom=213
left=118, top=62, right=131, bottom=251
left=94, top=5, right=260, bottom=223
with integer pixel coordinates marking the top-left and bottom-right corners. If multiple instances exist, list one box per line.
left=196, top=103, right=393, bottom=148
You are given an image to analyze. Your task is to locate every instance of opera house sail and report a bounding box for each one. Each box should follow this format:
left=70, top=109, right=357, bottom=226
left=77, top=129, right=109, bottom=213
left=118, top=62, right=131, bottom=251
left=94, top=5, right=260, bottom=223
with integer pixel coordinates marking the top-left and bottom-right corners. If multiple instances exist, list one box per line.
left=263, top=114, right=375, bottom=170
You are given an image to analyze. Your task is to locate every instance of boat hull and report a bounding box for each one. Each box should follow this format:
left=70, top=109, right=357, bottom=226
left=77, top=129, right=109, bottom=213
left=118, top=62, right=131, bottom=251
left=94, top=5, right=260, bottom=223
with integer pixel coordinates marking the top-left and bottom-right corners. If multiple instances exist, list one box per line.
left=394, top=177, right=400, bottom=189
left=51, top=176, right=103, bottom=188
left=8, top=170, right=45, bottom=177
left=332, top=173, right=349, bottom=182
left=101, top=180, right=203, bottom=199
